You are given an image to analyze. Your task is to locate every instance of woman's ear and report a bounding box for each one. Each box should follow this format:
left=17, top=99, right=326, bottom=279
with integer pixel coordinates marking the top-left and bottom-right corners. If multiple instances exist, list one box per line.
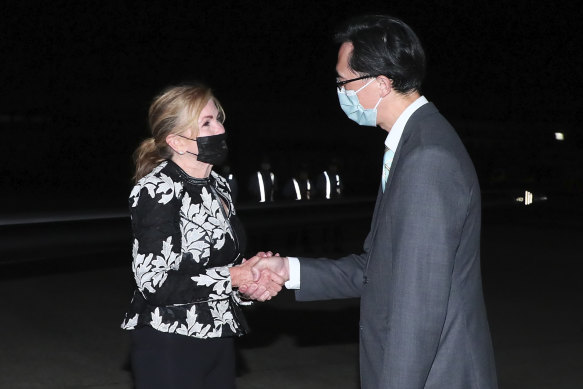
left=377, top=75, right=393, bottom=97
left=165, top=134, right=183, bottom=155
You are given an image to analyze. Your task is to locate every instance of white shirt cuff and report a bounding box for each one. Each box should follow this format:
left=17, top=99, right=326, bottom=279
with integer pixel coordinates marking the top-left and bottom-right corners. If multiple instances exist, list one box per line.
left=285, top=257, right=300, bottom=289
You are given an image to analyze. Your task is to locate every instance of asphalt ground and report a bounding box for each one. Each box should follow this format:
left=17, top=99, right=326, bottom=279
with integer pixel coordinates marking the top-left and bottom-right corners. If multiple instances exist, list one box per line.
left=0, top=204, right=582, bottom=389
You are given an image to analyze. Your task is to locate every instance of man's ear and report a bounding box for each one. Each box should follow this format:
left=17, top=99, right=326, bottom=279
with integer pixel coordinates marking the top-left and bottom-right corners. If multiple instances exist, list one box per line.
left=377, top=75, right=393, bottom=97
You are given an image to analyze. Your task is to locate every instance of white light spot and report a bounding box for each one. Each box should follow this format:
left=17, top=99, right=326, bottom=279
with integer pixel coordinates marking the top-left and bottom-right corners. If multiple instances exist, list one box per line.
left=525, top=190, right=533, bottom=205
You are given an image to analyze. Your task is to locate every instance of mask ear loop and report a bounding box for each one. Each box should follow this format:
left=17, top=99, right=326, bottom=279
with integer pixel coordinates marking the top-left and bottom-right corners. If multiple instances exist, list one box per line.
left=373, top=96, right=383, bottom=109
left=371, top=76, right=385, bottom=109
left=355, top=78, right=376, bottom=94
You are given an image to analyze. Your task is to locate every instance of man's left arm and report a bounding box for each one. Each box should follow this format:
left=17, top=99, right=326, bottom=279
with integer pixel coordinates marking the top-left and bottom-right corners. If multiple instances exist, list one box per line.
left=381, top=146, right=469, bottom=388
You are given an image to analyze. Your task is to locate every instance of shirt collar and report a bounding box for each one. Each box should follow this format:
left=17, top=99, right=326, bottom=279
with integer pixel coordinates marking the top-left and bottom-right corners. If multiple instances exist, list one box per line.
left=385, top=96, right=428, bottom=151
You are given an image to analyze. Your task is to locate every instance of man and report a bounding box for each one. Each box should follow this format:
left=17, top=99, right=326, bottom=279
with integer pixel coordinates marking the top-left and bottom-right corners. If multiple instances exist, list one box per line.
left=283, top=164, right=314, bottom=201
left=243, top=15, right=497, bottom=388
left=316, top=158, right=343, bottom=200
left=248, top=157, right=277, bottom=202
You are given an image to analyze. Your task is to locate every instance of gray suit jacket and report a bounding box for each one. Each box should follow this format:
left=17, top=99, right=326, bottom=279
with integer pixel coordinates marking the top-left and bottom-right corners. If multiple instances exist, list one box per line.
left=296, top=103, right=498, bottom=389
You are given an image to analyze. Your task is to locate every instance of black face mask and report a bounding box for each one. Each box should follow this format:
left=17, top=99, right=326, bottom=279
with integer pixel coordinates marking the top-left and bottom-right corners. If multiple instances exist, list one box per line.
left=179, top=133, right=228, bottom=166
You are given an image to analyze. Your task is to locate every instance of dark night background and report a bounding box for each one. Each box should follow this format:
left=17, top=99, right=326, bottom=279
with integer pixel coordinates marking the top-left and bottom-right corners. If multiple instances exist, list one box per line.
left=1, top=0, right=582, bottom=212
left=1, top=2, right=583, bottom=387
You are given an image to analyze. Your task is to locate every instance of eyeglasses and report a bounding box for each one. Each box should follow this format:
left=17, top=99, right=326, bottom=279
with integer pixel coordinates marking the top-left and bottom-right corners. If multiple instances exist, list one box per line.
left=336, top=75, right=378, bottom=91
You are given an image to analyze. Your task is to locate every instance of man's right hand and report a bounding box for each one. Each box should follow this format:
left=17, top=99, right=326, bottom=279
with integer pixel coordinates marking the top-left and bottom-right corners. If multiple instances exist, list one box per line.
left=253, top=255, right=290, bottom=282
left=238, top=254, right=290, bottom=299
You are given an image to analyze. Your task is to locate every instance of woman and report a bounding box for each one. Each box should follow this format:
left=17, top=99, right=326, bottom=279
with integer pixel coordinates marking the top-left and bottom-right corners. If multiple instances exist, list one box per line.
left=121, top=84, right=281, bottom=389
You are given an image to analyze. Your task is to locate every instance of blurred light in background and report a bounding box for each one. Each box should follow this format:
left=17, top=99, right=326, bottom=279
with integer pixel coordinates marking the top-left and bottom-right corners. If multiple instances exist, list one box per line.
left=516, top=190, right=533, bottom=205
left=554, top=132, right=565, bottom=141
left=515, top=190, right=548, bottom=206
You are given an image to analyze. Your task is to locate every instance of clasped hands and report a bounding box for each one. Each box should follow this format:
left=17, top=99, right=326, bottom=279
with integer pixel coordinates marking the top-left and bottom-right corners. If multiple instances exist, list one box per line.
left=230, top=251, right=289, bottom=302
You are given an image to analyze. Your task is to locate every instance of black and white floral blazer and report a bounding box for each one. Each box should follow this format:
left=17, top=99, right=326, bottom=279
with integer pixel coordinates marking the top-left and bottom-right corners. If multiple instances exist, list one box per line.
left=121, top=160, right=249, bottom=339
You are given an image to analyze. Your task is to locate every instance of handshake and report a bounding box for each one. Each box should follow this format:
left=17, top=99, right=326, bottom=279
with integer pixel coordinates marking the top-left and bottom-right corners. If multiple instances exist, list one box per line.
left=230, top=251, right=290, bottom=302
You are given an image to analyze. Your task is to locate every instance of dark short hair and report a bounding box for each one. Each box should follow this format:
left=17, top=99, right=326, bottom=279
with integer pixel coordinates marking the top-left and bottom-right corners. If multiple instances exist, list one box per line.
left=335, top=15, right=426, bottom=94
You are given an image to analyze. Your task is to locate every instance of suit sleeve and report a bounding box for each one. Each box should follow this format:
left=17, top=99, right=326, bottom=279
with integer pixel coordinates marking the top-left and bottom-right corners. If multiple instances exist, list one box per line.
left=381, top=146, right=469, bottom=388
left=294, top=226, right=375, bottom=301
left=130, top=185, right=233, bottom=306
left=295, top=184, right=385, bottom=301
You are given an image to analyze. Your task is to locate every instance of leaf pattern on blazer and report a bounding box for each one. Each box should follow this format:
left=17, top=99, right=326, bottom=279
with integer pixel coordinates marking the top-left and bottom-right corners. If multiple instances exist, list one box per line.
left=121, top=160, right=249, bottom=339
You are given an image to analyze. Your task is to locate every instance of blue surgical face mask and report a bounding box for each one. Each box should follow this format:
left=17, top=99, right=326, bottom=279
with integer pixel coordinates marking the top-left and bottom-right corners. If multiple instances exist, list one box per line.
left=337, top=78, right=383, bottom=127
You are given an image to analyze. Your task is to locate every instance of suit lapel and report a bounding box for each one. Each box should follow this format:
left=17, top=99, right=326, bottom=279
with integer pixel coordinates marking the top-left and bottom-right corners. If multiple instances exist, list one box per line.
left=377, top=103, right=437, bottom=209
left=369, top=183, right=385, bottom=234
left=383, top=103, right=437, bottom=199
left=364, top=103, right=438, bottom=274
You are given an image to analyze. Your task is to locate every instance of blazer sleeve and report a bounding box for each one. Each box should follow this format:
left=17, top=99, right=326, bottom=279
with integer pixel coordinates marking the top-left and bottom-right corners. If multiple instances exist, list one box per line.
left=381, top=146, right=469, bottom=388
left=130, top=184, right=233, bottom=307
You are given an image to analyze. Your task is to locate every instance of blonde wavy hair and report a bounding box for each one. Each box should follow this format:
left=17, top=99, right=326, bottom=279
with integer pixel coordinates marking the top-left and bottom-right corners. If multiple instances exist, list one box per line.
left=133, top=83, right=225, bottom=182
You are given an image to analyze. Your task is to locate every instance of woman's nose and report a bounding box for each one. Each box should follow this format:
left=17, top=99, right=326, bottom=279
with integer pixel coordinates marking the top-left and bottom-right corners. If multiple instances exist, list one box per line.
left=214, top=123, right=226, bottom=135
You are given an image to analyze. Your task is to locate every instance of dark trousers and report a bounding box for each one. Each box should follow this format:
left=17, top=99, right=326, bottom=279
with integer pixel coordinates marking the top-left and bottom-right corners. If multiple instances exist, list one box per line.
left=131, top=326, right=236, bottom=389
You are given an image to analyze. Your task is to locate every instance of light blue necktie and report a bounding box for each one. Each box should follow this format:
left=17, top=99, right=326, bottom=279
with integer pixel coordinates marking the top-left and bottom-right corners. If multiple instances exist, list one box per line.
left=382, top=147, right=395, bottom=192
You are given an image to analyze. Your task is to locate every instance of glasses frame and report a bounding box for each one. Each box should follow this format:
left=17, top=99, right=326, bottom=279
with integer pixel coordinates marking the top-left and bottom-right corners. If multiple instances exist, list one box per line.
left=336, top=75, right=379, bottom=91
